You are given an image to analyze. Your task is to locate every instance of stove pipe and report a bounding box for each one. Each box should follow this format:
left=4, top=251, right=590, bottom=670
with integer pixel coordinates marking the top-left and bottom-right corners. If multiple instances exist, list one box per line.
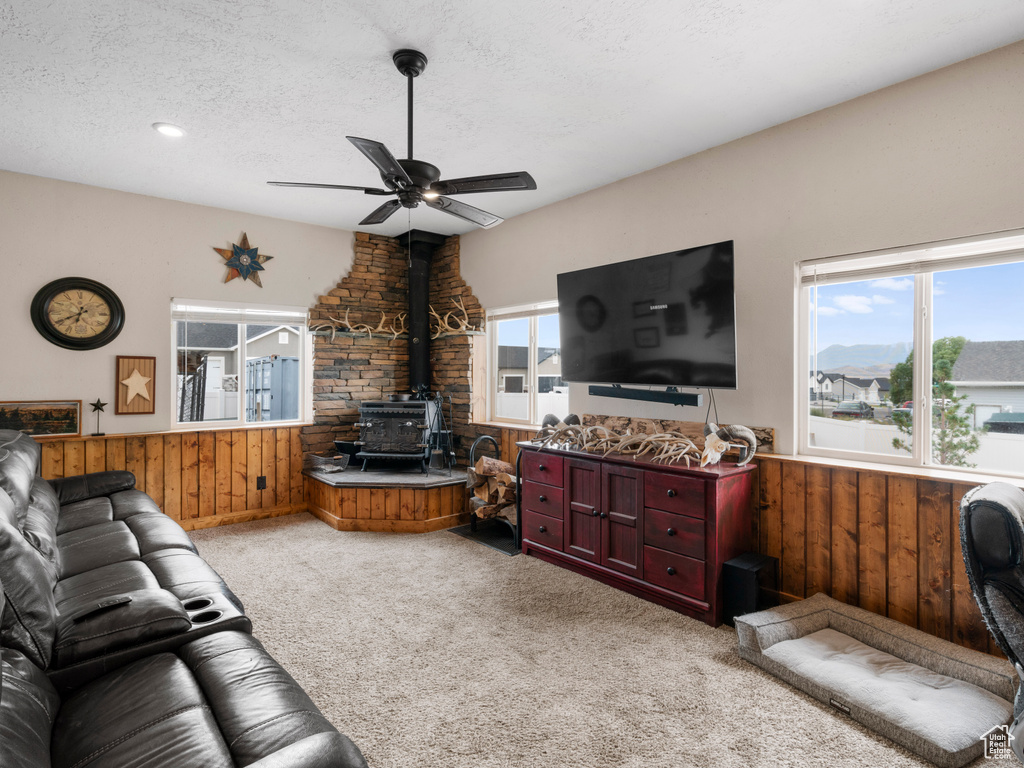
left=396, top=230, right=447, bottom=392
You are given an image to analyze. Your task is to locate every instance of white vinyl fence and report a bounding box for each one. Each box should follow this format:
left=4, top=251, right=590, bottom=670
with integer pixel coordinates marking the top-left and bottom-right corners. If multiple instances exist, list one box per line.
left=494, top=392, right=570, bottom=422
left=808, top=416, right=1024, bottom=474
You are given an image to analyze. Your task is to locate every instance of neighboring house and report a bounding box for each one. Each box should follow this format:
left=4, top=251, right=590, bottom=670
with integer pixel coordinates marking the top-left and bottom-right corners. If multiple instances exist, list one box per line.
left=811, top=372, right=890, bottom=404
left=497, top=346, right=562, bottom=393
left=949, top=340, right=1024, bottom=428
left=176, top=324, right=301, bottom=381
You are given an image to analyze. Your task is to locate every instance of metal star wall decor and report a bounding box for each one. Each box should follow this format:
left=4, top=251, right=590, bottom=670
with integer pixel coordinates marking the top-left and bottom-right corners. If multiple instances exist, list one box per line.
left=89, top=398, right=107, bottom=437
left=213, top=232, right=273, bottom=287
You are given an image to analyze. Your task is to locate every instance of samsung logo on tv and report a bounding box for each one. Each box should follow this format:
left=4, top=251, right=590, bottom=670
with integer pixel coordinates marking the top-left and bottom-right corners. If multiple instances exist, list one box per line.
left=649, top=303, right=668, bottom=310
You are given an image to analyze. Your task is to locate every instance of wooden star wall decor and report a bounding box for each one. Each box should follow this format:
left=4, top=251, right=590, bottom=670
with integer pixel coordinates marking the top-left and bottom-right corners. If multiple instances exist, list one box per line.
left=214, top=232, right=273, bottom=287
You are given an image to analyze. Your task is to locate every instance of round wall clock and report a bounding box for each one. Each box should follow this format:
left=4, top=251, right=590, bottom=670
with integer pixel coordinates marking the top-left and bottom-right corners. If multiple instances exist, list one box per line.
left=31, top=277, right=125, bottom=350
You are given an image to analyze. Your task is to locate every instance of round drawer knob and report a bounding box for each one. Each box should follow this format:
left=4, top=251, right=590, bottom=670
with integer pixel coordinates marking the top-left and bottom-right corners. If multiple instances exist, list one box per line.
left=538, top=464, right=546, bottom=471
left=667, top=489, right=677, bottom=498
left=667, top=527, right=676, bottom=536
left=539, top=525, right=547, bottom=533
left=667, top=566, right=676, bottom=576
left=539, top=495, right=547, bottom=502
left=600, top=512, right=608, bottom=519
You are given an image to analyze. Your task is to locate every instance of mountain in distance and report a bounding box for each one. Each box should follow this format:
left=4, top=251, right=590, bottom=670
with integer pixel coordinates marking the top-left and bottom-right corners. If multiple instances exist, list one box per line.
left=812, top=342, right=912, bottom=377
left=827, top=364, right=899, bottom=380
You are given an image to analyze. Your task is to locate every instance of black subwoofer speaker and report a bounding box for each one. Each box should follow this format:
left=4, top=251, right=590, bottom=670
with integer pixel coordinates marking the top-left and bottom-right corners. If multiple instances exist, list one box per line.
left=723, top=552, right=779, bottom=627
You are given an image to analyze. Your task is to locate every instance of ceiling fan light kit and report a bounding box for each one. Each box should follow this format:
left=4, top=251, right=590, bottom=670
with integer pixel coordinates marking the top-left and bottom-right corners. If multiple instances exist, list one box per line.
left=268, top=49, right=536, bottom=229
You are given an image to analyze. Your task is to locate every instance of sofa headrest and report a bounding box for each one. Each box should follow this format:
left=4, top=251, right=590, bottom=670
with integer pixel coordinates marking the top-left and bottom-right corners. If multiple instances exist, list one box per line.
left=0, top=430, right=42, bottom=526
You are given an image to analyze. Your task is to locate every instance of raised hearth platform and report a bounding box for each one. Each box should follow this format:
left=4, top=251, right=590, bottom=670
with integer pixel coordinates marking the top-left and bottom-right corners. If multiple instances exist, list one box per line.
left=304, top=467, right=469, bottom=533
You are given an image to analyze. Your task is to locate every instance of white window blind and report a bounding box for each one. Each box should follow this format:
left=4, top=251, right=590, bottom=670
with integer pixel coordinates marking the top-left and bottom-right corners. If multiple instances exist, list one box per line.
left=799, top=229, right=1024, bottom=286
left=171, top=298, right=308, bottom=326
left=486, top=300, right=558, bottom=323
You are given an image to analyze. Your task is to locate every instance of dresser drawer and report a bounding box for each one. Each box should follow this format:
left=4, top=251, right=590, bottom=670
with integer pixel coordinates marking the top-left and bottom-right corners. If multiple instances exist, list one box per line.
left=643, top=546, right=704, bottom=601
left=522, top=451, right=564, bottom=486
left=644, top=508, right=704, bottom=560
left=644, top=473, right=704, bottom=517
left=521, top=481, right=563, bottom=519
left=522, top=510, right=563, bottom=550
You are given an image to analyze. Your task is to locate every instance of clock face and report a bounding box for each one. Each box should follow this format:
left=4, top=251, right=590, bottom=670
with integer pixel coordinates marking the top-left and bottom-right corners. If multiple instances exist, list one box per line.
left=46, top=289, right=112, bottom=339
left=31, top=278, right=125, bottom=350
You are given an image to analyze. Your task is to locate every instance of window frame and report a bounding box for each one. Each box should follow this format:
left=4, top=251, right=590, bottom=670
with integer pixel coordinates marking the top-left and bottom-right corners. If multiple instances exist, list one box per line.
left=797, top=228, right=1024, bottom=477
left=486, top=301, right=560, bottom=426
left=170, top=298, right=313, bottom=429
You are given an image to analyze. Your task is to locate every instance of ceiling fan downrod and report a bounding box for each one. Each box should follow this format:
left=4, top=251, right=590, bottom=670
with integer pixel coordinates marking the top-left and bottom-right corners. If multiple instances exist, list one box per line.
left=392, top=49, right=428, bottom=161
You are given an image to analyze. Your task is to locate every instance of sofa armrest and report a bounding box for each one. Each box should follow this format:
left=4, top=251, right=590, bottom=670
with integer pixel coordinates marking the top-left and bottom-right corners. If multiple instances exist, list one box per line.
left=244, top=732, right=369, bottom=768
left=50, top=471, right=136, bottom=505
left=52, top=589, right=190, bottom=668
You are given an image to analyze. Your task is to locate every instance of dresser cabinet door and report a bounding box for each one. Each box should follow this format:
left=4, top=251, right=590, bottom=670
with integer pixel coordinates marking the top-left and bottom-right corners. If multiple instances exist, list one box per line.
left=602, top=464, right=643, bottom=578
left=564, top=457, right=601, bottom=563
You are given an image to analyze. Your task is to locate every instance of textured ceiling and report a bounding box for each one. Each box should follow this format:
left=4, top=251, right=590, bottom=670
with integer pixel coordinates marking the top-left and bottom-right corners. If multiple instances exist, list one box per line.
left=3, top=1, right=1024, bottom=236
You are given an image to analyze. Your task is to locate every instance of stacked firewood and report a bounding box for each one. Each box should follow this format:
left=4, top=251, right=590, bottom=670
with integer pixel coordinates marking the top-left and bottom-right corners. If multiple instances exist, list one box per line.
left=466, top=455, right=517, bottom=524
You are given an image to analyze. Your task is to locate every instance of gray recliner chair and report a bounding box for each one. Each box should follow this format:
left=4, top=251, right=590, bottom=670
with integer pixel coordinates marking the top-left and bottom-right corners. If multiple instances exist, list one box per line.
left=960, top=481, right=1024, bottom=762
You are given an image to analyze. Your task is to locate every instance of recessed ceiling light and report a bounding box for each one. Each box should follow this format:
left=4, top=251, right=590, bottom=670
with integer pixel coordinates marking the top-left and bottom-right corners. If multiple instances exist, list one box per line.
left=152, top=122, right=185, bottom=138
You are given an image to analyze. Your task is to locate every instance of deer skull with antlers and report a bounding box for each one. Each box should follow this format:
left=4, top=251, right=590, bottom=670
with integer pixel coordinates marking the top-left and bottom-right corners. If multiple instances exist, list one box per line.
left=700, top=423, right=758, bottom=467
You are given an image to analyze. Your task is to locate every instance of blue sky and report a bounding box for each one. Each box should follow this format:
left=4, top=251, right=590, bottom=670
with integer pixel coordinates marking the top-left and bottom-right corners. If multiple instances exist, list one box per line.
left=813, top=261, right=1024, bottom=351
left=497, top=314, right=561, bottom=348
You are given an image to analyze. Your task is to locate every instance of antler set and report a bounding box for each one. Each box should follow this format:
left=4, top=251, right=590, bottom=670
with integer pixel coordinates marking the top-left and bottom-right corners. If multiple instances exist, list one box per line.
left=533, top=414, right=759, bottom=468
left=533, top=423, right=702, bottom=467
left=429, top=296, right=477, bottom=338
left=310, top=309, right=408, bottom=341
left=310, top=297, right=478, bottom=341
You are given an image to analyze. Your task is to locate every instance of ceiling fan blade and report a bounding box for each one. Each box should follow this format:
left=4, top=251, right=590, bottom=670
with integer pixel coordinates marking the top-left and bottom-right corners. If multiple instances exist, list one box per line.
left=430, top=171, right=537, bottom=196
left=346, top=137, right=413, bottom=188
left=267, top=181, right=393, bottom=196
left=359, top=199, right=403, bottom=226
left=425, top=196, right=503, bottom=228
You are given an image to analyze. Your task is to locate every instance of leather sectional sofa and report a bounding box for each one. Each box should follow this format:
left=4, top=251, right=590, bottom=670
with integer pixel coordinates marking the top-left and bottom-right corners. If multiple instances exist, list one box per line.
left=0, top=429, right=367, bottom=767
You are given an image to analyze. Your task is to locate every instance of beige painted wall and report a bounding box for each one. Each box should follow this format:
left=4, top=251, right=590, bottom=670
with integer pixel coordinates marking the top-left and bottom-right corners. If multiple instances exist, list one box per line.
left=0, top=171, right=353, bottom=434
left=462, top=41, right=1024, bottom=453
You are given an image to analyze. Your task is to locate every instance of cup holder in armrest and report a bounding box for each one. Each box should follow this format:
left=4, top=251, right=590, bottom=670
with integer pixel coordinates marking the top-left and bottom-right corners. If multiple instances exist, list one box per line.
left=182, top=597, right=214, bottom=611
left=189, top=610, right=223, bottom=625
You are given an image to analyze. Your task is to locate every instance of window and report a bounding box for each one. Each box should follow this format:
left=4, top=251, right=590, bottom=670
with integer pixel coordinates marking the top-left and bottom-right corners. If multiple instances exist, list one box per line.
left=171, top=300, right=311, bottom=427
left=799, top=230, right=1024, bottom=477
left=488, top=302, right=568, bottom=425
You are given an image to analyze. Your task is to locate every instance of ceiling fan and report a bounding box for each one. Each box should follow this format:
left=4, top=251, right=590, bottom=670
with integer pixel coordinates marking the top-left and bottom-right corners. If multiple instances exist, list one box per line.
left=268, top=49, right=536, bottom=229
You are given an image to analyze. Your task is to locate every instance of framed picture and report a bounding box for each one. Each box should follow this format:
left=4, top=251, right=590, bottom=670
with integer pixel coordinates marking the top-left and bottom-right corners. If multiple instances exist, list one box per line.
left=634, top=327, right=661, bottom=348
left=0, top=400, right=81, bottom=437
left=116, top=356, right=156, bottom=415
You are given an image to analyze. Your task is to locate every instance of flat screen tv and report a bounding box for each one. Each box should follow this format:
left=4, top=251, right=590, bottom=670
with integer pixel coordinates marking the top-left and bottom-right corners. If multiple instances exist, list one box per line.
left=557, top=240, right=737, bottom=389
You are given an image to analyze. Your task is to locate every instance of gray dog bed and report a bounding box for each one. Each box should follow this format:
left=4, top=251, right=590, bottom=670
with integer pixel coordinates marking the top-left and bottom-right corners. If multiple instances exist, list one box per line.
left=736, top=593, right=1016, bottom=767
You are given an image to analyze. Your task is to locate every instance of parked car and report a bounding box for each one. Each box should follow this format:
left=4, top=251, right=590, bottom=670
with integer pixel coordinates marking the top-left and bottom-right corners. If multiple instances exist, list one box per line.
left=893, top=401, right=913, bottom=420
left=832, top=400, right=874, bottom=419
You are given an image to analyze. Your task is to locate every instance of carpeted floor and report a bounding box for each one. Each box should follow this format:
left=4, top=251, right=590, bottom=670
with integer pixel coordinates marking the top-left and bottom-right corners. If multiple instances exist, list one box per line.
left=191, top=513, right=963, bottom=768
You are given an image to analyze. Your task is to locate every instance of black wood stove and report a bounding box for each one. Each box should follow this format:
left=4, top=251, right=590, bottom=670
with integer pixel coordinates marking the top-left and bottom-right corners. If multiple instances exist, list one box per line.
left=354, top=400, right=439, bottom=472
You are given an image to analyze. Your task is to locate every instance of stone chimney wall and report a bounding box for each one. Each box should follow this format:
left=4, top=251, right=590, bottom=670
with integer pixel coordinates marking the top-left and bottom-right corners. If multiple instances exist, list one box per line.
left=303, top=231, right=486, bottom=463
left=427, top=235, right=485, bottom=465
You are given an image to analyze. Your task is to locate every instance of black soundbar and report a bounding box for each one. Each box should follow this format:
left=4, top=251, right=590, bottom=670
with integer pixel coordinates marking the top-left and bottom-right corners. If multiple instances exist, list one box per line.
left=587, top=385, right=702, bottom=407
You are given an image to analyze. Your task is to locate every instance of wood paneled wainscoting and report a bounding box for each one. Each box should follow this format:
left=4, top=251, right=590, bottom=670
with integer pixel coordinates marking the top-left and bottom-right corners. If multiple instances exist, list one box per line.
left=754, top=456, right=995, bottom=656
left=37, top=427, right=306, bottom=531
